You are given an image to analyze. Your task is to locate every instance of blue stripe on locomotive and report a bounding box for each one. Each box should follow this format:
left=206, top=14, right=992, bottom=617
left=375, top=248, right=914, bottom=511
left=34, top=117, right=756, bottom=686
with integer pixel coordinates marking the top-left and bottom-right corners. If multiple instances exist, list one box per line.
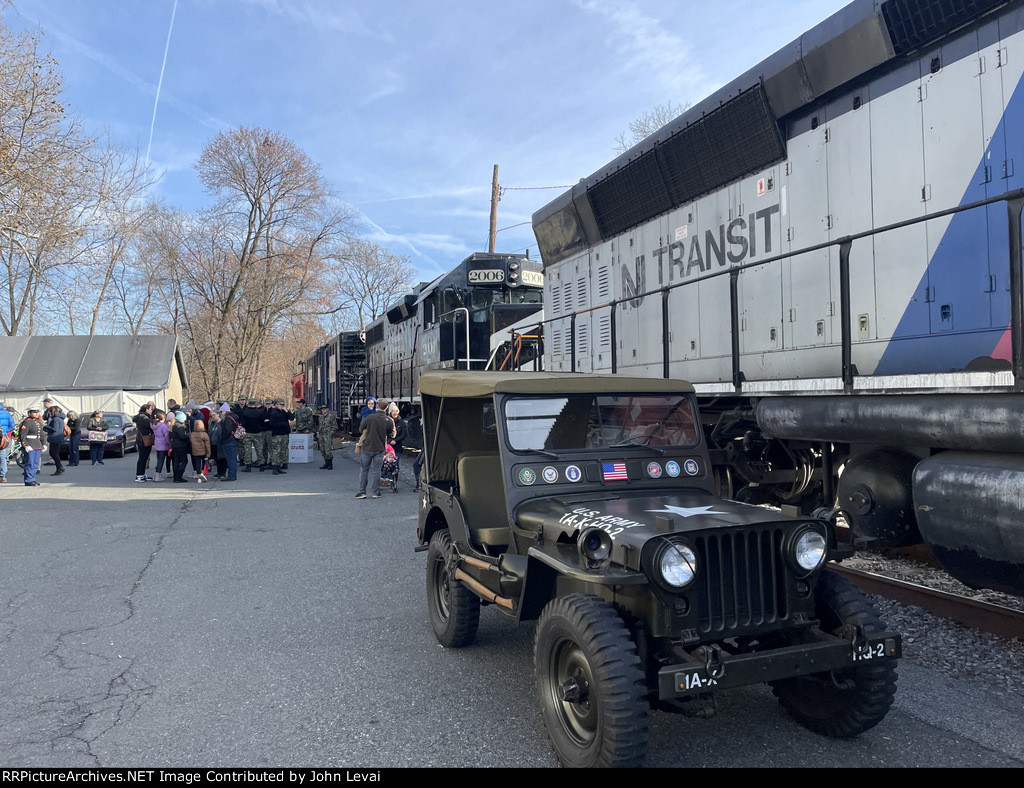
left=875, top=72, right=1023, bottom=375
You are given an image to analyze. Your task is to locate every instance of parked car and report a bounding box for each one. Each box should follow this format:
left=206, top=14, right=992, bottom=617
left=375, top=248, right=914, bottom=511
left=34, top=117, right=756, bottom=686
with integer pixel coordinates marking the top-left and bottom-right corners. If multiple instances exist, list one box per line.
left=72, top=412, right=138, bottom=458
left=415, top=370, right=901, bottom=768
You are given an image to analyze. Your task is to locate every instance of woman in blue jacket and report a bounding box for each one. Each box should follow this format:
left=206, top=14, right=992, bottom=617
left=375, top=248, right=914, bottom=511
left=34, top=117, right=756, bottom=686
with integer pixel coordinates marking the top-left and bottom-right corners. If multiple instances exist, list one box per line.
left=0, top=402, right=15, bottom=483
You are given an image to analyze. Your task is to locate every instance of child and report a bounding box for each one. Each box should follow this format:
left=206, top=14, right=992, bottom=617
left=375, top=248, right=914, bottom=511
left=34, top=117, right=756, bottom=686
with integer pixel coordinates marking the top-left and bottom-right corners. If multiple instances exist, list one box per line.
left=189, top=420, right=211, bottom=483
left=380, top=443, right=399, bottom=492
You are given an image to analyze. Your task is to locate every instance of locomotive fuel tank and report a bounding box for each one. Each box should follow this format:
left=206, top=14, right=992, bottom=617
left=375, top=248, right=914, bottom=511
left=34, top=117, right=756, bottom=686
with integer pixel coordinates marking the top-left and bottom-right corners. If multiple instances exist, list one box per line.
left=756, top=396, right=1024, bottom=593
left=913, top=452, right=1024, bottom=597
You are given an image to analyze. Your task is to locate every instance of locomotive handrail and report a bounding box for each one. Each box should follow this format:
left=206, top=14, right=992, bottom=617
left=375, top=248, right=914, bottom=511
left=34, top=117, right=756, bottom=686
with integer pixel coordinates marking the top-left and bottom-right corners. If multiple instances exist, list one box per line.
left=439, top=307, right=489, bottom=370
left=516, top=187, right=1024, bottom=391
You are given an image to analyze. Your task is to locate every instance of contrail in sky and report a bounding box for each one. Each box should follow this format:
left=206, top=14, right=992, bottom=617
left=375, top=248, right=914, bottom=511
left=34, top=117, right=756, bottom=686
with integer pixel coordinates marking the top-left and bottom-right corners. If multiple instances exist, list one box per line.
left=146, top=0, right=178, bottom=168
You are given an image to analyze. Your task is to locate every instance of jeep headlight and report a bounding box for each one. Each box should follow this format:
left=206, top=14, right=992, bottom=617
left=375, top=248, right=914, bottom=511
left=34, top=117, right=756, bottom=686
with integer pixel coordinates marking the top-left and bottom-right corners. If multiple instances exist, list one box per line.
left=791, top=527, right=827, bottom=574
left=659, top=542, right=698, bottom=588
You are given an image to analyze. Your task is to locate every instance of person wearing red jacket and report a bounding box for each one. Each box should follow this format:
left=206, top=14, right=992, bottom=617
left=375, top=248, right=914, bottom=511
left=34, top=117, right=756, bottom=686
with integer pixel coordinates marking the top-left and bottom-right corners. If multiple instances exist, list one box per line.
left=17, top=405, right=45, bottom=486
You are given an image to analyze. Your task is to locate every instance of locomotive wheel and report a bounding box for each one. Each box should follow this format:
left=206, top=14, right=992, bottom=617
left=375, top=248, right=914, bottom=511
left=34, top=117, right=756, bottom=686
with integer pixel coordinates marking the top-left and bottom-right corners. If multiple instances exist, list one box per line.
left=771, top=572, right=898, bottom=738
left=426, top=528, right=480, bottom=648
left=534, top=594, right=649, bottom=768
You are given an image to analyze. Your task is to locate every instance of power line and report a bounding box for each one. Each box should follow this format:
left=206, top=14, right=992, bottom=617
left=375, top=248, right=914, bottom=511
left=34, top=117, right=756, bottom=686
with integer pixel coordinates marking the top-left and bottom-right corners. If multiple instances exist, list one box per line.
left=499, top=185, right=572, bottom=195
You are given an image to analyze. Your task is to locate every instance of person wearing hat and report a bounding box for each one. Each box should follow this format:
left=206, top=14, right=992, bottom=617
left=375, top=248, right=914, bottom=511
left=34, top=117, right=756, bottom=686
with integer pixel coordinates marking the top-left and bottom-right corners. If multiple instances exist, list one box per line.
left=264, top=399, right=292, bottom=475
left=257, top=397, right=276, bottom=471
left=316, top=403, right=339, bottom=470
left=292, top=398, right=314, bottom=434
left=40, top=398, right=54, bottom=464
left=359, top=397, right=377, bottom=421
left=17, top=405, right=46, bottom=486
left=238, top=396, right=266, bottom=472
left=170, top=410, right=191, bottom=483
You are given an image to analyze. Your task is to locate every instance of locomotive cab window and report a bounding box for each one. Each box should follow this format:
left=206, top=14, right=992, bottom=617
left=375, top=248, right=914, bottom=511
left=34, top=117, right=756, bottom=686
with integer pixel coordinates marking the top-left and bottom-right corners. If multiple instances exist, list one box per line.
left=470, top=287, right=504, bottom=310
left=508, top=288, right=542, bottom=305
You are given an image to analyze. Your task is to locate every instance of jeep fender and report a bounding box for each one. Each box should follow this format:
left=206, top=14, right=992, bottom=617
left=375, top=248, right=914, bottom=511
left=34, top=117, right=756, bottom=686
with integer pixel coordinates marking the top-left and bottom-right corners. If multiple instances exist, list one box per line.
left=517, top=548, right=648, bottom=623
left=419, top=486, right=475, bottom=547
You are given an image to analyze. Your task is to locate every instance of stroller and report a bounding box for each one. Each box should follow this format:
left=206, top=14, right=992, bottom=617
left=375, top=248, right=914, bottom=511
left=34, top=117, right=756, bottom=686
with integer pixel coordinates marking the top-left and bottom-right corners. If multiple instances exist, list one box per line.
left=380, top=444, right=400, bottom=492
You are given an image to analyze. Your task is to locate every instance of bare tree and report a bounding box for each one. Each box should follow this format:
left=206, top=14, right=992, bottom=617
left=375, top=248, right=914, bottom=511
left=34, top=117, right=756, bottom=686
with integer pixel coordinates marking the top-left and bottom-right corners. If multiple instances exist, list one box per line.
left=322, top=239, right=417, bottom=331
left=613, top=101, right=689, bottom=154
left=0, top=16, right=153, bottom=336
left=166, top=126, right=356, bottom=399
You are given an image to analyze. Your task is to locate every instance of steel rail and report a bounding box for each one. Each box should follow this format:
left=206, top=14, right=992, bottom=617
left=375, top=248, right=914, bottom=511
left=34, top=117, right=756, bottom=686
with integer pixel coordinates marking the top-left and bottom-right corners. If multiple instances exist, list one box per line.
left=828, top=564, right=1024, bottom=642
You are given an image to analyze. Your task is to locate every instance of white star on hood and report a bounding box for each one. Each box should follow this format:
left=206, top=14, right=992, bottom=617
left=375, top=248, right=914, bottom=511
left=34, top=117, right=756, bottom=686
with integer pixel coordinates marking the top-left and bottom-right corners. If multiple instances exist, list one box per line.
left=646, top=505, right=727, bottom=517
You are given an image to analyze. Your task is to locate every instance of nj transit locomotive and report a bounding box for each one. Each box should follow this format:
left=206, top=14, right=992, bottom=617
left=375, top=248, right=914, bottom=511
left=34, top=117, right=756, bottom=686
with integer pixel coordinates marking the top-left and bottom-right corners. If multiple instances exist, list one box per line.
left=531, top=0, right=1024, bottom=596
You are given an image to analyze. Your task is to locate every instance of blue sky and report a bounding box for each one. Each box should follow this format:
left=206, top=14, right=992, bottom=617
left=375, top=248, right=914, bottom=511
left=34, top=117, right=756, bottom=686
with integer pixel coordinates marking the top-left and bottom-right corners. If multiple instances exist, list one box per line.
left=7, top=0, right=850, bottom=282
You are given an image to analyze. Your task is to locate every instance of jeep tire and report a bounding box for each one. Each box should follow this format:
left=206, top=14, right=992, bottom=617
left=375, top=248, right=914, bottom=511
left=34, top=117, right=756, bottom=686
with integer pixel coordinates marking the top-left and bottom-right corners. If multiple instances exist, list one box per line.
left=426, top=528, right=480, bottom=648
left=534, top=594, right=649, bottom=768
left=771, top=571, right=898, bottom=738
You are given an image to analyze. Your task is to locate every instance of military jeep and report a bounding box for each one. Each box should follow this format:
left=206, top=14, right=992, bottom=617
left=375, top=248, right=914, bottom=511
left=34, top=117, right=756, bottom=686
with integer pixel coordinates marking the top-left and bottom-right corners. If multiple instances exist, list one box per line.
left=414, top=371, right=900, bottom=768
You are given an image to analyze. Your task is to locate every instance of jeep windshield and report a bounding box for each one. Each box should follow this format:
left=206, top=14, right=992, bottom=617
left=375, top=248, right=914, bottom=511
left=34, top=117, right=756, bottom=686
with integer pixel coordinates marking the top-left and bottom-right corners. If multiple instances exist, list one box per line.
left=504, top=394, right=700, bottom=453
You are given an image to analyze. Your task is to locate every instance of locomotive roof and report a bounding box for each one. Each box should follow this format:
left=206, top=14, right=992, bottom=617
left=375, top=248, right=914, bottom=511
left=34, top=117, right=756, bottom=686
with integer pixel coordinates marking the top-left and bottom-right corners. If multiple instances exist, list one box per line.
left=419, top=370, right=695, bottom=399
left=532, top=0, right=1014, bottom=260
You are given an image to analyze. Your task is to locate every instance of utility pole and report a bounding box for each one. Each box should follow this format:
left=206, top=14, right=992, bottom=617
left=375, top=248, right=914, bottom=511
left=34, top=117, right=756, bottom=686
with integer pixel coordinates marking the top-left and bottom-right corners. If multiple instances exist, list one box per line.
left=488, top=164, right=499, bottom=253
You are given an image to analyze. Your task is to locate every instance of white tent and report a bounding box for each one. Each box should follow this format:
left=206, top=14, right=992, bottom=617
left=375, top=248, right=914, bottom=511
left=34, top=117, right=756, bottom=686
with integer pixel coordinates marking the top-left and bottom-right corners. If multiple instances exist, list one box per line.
left=0, top=335, right=187, bottom=418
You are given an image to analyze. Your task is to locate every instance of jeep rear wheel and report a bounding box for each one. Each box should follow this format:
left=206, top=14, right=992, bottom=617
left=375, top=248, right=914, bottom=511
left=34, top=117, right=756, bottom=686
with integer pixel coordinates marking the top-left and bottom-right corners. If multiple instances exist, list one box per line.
left=426, top=528, right=479, bottom=648
left=771, top=571, right=898, bottom=738
left=534, top=594, right=649, bottom=768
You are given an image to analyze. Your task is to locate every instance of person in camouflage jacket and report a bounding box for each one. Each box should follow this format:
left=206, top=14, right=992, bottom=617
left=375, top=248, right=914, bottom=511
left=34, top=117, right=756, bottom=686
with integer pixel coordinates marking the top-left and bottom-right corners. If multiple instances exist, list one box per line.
left=293, top=399, right=315, bottom=433
left=316, top=404, right=338, bottom=470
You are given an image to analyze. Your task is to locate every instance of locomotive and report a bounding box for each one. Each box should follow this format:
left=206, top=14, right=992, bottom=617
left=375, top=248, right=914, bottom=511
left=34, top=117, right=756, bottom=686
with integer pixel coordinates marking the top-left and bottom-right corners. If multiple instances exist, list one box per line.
left=303, top=252, right=545, bottom=435
left=362, top=251, right=544, bottom=411
left=301, top=330, right=368, bottom=434
left=530, top=0, right=1024, bottom=596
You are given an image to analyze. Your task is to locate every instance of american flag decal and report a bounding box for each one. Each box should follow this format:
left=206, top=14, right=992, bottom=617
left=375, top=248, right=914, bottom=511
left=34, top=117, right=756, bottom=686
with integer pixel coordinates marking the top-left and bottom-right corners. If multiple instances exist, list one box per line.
left=602, top=462, right=628, bottom=481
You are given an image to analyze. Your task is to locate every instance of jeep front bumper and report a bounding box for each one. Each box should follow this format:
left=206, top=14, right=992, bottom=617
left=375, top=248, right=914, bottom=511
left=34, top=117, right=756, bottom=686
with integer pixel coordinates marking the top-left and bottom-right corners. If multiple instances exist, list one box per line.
left=657, top=627, right=902, bottom=699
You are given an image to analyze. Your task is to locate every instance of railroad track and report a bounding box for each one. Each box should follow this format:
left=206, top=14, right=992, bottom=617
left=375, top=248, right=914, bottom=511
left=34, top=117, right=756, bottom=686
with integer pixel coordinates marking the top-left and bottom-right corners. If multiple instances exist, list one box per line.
left=828, top=563, right=1024, bottom=642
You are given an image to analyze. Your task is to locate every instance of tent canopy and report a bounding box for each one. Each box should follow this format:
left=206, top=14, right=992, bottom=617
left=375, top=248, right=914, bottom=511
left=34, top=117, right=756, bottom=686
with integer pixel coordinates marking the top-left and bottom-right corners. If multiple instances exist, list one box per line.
left=0, top=335, right=186, bottom=392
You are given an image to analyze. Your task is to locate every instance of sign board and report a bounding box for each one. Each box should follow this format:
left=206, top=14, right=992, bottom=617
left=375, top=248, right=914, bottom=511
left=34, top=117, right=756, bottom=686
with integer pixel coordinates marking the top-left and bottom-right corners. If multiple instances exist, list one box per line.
left=289, top=433, right=314, bottom=463
left=468, top=268, right=505, bottom=284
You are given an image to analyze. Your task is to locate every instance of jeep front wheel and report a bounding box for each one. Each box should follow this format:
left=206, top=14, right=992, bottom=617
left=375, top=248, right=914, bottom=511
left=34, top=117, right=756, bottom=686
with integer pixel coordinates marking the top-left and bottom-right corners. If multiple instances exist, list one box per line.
left=426, top=528, right=480, bottom=648
left=771, top=571, right=898, bottom=738
left=534, top=594, right=649, bottom=768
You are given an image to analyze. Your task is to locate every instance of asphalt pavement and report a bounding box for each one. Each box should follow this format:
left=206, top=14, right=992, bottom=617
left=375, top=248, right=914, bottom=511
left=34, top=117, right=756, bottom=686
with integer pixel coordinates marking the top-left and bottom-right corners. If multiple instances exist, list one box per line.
left=0, top=444, right=1021, bottom=768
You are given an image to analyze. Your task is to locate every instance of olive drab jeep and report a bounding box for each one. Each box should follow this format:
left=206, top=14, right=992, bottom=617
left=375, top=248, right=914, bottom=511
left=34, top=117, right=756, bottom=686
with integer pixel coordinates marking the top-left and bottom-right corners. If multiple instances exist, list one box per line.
left=414, top=371, right=901, bottom=768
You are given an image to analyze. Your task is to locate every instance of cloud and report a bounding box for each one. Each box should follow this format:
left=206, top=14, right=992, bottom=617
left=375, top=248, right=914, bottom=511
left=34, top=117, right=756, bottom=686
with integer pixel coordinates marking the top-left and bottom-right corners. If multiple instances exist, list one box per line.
left=354, top=213, right=460, bottom=276
left=570, top=0, right=710, bottom=101
left=356, top=67, right=406, bottom=107
left=15, top=8, right=228, bottom=131
left=357, top=185, right=485, bottom=207
left=234, top=0, right=390, bottom=41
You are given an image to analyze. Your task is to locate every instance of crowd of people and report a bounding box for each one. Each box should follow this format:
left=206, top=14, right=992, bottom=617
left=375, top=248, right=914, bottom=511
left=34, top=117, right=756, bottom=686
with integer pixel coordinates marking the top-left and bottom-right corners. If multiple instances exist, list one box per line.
left=0, top=393, right=418, bottom=494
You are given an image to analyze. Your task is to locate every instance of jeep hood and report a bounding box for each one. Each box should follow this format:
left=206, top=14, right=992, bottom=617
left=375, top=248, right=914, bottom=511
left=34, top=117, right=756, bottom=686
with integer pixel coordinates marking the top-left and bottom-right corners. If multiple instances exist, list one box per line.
left=515, top=489, right=804, bottom=557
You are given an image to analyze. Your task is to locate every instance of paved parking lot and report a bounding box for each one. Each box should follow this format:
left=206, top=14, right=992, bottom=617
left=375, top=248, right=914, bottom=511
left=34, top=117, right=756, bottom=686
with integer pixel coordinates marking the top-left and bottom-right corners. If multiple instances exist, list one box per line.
left=0, top=446, right=1020, bottom=767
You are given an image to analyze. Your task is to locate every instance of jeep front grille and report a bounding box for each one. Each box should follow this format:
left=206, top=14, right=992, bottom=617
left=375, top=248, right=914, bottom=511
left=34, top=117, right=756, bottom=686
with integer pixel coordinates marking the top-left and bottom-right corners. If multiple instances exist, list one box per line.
left=691, top=527, right=788, bottom=635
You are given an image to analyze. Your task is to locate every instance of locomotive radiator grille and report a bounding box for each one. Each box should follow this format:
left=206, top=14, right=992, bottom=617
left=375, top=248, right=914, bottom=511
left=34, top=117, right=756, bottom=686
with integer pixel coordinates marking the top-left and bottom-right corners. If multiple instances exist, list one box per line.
left=691, top=528, right=787, bottom=635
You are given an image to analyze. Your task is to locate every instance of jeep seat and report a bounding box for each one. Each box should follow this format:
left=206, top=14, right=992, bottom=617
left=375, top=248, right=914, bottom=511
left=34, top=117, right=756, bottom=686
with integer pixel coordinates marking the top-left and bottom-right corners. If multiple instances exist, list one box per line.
left=456, top=452, right=510, bottom=548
